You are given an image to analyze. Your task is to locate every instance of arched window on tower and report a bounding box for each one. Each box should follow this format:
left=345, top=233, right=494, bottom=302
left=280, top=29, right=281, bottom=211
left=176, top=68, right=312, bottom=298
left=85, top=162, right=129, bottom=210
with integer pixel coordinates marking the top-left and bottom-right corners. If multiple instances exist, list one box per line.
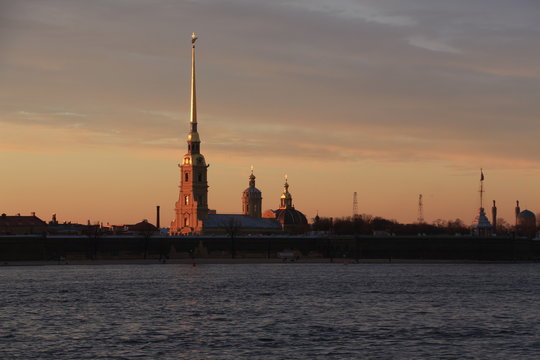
left=185, top=172, right=189, bottom=182
left=198, top=173, right=202, bottom=182
left=184, top=195, right=189, bottom=205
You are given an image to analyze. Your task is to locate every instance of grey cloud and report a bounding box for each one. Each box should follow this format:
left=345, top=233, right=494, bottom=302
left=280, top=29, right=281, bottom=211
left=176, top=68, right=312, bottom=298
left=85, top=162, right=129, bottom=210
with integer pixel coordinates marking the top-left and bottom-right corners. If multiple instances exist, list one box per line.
left=408, top=35, right=461, bottom=54
left=1, top=0, right=539, bottom=168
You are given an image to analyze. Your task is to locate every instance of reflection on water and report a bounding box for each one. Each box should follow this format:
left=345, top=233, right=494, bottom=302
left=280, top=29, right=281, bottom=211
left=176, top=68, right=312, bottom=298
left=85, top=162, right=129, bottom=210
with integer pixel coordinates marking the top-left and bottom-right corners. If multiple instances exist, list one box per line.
left=1, top=263, right=539, bottom=359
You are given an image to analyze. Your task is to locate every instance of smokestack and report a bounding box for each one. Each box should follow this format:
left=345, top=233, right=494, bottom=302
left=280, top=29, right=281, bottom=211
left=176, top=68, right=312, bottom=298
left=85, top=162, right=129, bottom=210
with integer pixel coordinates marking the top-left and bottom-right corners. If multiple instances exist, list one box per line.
left=492, top=200, right=497, bottom=234
left=156, top=206, right=160, bottom=229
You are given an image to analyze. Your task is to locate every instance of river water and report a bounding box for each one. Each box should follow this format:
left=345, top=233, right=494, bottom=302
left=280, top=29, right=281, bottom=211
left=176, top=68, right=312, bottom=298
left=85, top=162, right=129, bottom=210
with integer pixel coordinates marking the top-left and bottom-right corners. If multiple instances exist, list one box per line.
left=1, top=263, right=539, bottom=359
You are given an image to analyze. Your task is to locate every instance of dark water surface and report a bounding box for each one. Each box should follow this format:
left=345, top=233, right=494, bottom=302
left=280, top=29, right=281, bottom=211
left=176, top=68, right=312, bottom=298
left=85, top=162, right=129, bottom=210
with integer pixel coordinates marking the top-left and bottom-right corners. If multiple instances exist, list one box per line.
left=1, top=263, right=539, bottom=359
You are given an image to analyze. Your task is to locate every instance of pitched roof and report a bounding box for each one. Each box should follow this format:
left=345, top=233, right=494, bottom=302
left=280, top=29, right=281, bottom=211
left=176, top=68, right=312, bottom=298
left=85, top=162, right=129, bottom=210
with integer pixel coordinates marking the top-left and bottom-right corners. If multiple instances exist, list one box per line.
left=0, top=215, right=47, bottom=227
left=126, top=220, right=158, bottom=232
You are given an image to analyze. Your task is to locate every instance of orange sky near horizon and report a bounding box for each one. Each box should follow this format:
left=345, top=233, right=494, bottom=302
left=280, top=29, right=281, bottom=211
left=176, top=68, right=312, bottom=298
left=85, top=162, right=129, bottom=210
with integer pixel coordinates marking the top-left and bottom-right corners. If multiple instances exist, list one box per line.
left=1, top=0, right=539, bottom=227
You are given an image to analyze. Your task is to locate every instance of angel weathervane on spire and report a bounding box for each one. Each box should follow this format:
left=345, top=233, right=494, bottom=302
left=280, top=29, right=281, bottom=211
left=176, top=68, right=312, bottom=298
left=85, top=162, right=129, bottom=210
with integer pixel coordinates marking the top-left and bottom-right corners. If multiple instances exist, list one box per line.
left=192, top=32, right=198, bottom=44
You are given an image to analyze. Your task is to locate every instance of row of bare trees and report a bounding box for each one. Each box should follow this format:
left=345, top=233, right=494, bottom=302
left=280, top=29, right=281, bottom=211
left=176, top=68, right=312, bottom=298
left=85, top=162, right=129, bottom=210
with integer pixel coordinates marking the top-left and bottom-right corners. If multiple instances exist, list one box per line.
left=312, top=214, right=537, bottom=236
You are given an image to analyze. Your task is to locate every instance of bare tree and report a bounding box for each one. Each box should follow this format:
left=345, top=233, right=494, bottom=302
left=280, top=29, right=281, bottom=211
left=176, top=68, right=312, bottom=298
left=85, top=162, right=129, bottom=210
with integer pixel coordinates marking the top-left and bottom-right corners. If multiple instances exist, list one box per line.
left=496, top=218, right=512, bottom=235
left=223, top=217, right=241, bottom=259
left=84, top=224, right=101, bottom=260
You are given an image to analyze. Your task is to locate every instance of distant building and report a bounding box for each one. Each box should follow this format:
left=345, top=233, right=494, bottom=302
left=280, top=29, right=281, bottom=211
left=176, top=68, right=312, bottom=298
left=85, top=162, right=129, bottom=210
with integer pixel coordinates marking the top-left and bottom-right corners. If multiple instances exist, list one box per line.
left=48, top=223, right=87, bottom=235
left=111, top=220, right=159, bottom=235
left=47, top=214, right=87, bottom=235
left=0, top=213, right=47, bottom=235
left=471, top=207, right=492, bottom=237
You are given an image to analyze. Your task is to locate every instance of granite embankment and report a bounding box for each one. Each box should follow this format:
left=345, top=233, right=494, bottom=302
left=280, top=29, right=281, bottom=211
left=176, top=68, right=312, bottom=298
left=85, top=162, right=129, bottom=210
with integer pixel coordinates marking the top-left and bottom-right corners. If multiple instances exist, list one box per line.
left=1, top=235, right=539, bottom=262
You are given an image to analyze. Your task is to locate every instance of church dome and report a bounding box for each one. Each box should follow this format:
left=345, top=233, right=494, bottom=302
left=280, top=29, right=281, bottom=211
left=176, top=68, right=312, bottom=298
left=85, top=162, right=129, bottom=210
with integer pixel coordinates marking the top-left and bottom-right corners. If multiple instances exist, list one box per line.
left=273, top=208, right=309, bottom=234
left=264, top=175, right=308, bottom=233
left=243, top=186, right=261, bottom=197
left=517, top=210, right=536, bottom=227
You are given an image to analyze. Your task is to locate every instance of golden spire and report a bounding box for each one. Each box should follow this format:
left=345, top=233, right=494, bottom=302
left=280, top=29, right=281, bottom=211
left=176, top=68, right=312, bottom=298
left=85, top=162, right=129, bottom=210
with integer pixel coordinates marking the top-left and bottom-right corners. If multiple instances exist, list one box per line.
left=280, top=174, right=292, bottom=208
left=249, top=166, right=256, bottom=187
left=190, top=32, right=198, bottom=125
left=187, top=32, right=200, bottom=144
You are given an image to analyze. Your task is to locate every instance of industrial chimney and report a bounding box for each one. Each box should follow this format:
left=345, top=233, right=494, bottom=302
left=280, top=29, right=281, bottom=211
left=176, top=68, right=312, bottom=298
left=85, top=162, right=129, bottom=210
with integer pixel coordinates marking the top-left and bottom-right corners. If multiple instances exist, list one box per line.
left=491, top=200, right=497, bottom=234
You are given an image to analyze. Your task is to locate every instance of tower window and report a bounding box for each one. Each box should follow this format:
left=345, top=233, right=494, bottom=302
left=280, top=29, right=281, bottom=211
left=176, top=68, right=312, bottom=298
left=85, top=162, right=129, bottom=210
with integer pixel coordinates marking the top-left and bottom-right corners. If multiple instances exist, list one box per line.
left=198, top=173, right=202, bottom=182
left=185, top=172, right=189, bottom=182
left=184, top=217, right=189, bottom=226
left=184, top=195, right=189, bottom=205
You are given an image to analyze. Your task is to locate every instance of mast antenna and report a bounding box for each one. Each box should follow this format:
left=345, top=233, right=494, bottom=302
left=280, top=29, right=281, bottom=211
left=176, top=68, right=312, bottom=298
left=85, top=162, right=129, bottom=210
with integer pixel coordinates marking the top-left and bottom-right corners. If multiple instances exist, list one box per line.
left=352, top=192, right=358, bottom=218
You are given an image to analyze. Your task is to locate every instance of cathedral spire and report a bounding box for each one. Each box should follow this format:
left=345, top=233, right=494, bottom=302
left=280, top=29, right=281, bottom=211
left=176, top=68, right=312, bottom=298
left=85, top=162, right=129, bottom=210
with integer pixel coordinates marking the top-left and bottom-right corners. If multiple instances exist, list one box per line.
left=170, top=32, right=208, bottom=235
left=187, top=32, right=200, bottom=153
left=190, top=32, right=198, bottom=126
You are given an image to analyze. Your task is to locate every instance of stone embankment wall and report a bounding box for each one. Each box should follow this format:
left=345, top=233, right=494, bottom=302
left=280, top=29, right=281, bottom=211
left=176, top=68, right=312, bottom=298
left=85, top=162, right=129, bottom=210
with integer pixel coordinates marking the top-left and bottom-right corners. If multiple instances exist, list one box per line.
left=0, top=235, right=539, bottom=261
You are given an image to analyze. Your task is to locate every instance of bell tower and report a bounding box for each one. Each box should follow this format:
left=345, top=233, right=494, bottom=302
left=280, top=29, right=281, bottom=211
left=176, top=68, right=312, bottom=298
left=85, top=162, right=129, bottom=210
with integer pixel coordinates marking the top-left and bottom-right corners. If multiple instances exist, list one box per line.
left=171, top=33, right=209, bottom=234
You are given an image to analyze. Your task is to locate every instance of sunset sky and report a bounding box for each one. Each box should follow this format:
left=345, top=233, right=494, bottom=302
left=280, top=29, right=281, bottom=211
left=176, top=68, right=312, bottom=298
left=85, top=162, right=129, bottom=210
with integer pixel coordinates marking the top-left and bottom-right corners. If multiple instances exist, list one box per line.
left=1, top=0, right=539, bottom=226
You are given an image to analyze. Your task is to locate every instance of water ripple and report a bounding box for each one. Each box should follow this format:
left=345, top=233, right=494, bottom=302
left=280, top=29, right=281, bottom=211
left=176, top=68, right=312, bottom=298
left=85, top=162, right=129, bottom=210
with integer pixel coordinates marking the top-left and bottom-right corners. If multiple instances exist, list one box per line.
left=0, top=263, right=539, bottom=359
